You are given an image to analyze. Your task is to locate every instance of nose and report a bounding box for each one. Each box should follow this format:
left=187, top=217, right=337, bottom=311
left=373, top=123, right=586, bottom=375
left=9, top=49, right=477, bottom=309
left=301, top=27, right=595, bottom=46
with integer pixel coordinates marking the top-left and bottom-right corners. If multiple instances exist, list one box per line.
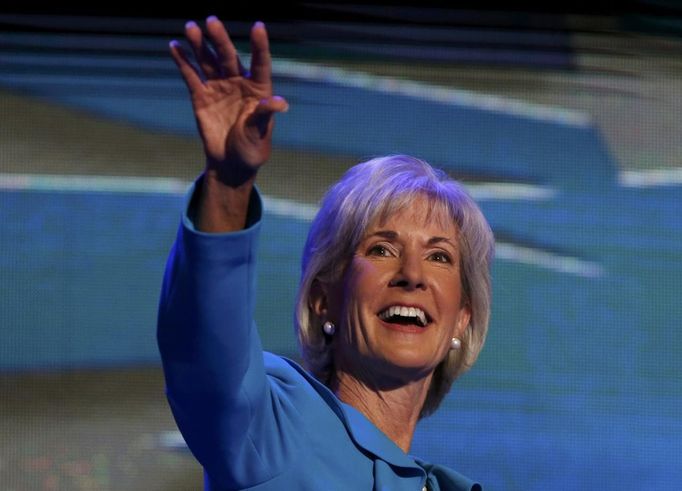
left=389, top=252, right=426, bottom=290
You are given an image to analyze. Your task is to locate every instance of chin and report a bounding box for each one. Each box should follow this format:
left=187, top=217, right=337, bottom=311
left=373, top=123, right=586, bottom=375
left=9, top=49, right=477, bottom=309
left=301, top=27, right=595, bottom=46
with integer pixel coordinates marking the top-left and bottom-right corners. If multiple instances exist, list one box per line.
left=379, top=352, right=437, bottom=379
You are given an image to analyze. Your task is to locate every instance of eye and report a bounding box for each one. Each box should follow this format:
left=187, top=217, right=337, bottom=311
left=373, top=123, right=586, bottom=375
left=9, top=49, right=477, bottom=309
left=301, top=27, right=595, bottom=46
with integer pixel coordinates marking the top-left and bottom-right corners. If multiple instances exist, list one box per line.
left=429, top=251, right=452, bottom=263
left=367, top=244, right=392, bottom=257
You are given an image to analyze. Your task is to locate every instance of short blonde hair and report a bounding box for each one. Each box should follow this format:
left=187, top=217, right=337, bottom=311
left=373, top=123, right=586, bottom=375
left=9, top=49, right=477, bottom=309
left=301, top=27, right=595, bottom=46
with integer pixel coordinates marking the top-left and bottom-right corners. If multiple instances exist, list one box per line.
left=295, top=155, right=494, bottom=417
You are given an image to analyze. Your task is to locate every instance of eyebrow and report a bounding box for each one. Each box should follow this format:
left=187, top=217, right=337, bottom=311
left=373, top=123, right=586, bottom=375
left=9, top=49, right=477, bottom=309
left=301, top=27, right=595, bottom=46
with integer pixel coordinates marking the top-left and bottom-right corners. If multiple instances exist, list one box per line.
left=369, top=230, right=398, bottom=240
left=368, top=230, right=457, bottom=249
left=427, top=236, right=457, bottom=248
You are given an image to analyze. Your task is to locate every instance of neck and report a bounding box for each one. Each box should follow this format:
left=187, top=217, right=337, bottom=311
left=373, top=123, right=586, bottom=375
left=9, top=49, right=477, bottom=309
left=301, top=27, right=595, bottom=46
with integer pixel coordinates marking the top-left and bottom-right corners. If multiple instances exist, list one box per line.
left=331, top=369, right=433, bottom=453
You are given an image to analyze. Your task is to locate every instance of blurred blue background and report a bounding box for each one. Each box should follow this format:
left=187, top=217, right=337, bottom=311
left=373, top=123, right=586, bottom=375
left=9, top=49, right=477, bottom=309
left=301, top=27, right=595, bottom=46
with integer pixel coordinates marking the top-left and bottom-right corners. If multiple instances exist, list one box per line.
left=1, top=5, right=681, bottom=489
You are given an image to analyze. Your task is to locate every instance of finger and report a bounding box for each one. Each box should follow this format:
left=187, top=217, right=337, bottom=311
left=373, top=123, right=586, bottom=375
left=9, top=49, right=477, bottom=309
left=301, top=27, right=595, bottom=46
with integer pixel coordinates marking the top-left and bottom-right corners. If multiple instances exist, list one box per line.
left=205, top=16, right=241, bottom=77
left=249, top=21, right=272, bottom=85
left=169, top=40, right=204, bottom=92
left=185, top=20, right=221, bottom=79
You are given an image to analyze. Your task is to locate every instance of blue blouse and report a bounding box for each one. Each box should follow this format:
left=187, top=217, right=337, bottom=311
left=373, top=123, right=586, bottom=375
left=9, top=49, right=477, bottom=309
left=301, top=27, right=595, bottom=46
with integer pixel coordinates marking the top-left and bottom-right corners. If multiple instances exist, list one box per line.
left=157, top=182, right=481, bottom=491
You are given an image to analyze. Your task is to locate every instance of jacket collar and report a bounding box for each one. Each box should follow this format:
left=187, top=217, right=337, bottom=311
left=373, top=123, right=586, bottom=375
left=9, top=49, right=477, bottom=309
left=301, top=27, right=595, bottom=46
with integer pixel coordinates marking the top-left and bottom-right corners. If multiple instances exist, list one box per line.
left=281, top=357, right=480, bottom=490
left=415, top=458, right=482, bottom=491
left=282, top=357, right=423, bottom=471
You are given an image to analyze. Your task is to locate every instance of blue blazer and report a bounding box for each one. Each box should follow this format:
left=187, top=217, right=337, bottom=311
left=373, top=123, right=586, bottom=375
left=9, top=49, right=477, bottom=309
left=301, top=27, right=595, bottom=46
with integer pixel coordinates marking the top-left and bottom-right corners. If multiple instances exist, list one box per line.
left=157, top=182, right=481, bottom=491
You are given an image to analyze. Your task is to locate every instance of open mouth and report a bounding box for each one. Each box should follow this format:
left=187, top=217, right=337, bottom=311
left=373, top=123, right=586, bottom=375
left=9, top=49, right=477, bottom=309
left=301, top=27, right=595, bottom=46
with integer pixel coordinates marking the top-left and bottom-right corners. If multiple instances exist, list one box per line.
left=378, top=305, right=430, bottom=328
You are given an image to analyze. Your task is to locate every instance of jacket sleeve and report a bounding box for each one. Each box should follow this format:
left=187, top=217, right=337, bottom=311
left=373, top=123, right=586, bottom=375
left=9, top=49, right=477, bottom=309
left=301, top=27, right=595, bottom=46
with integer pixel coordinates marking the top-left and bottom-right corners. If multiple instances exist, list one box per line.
left=157, top=178, right=298, bottom=488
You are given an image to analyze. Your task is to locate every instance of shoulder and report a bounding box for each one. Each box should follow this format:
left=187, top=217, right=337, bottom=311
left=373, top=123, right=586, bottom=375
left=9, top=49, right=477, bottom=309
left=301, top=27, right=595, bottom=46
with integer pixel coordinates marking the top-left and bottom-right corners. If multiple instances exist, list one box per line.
left=263, top=352, right=309, bottom=388
left=262, top=352, right=345, bottom=421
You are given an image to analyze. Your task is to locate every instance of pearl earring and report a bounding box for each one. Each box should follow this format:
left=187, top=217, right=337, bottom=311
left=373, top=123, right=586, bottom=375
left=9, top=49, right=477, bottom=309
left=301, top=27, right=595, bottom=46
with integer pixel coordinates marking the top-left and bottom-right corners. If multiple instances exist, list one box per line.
left=323, top=321, right=336, bottom=336
left=450, top=337, right=461, bottom=350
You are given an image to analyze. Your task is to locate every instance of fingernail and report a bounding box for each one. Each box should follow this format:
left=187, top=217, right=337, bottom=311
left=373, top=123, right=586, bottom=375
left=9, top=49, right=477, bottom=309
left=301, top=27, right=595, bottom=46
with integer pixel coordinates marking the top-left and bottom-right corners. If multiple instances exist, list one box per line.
left=207, top=15, right=218, bottom=23
left=169, top=40, right=179, bottom=49
left=254, top=21, right=265, bottom=29
left=185, top=20, right=197, bottom=30
left=273, top=96, right=289, bottom=112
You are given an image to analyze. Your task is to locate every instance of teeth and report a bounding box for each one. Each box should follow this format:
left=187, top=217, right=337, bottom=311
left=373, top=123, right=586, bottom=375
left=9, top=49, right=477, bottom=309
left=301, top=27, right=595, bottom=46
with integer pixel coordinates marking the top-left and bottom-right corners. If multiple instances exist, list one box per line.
left=379, top=305, right=428, bottom=327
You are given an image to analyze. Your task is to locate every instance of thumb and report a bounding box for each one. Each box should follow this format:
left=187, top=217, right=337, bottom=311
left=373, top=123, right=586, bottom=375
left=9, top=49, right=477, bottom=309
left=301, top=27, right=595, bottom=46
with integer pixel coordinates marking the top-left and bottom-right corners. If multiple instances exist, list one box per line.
left=246, top=96, right=289, bottom=138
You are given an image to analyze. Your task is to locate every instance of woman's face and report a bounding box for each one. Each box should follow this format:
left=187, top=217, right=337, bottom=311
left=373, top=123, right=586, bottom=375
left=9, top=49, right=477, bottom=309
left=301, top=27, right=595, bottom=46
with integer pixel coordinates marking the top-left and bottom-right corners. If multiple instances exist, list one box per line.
left=321, top=195, right=471, bottom=386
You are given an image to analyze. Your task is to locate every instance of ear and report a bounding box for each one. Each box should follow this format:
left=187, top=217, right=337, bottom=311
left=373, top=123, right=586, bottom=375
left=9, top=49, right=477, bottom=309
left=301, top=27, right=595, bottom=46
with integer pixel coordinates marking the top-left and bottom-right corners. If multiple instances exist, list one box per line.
left=454, top=303, right=472, bottom=339
left=308, top=279, right=329, bottom=322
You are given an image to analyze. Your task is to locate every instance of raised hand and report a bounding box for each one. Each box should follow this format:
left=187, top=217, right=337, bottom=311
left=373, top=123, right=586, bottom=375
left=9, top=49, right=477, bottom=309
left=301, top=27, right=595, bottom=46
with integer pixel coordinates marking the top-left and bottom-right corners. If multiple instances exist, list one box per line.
left=169, top=17, right=288, bottom=231
left=170, top=16, right=288, bottom=186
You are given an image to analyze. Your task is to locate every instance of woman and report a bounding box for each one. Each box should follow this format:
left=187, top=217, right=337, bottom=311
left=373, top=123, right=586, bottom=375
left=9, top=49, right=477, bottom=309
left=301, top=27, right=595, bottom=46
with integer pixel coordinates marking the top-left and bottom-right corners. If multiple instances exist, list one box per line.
left=158, top=16, right=493, bottom=490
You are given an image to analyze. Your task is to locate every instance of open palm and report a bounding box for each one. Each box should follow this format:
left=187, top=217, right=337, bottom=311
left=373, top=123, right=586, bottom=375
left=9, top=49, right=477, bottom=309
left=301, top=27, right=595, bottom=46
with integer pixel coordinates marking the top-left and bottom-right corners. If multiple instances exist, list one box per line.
left=170, top=17, right=288, bottom=182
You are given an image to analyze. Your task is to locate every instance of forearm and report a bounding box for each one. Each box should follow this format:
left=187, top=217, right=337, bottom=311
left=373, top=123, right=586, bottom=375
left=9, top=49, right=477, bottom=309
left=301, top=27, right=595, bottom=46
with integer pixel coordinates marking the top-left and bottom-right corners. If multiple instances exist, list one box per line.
left=157, top=206, right=262, bottom=399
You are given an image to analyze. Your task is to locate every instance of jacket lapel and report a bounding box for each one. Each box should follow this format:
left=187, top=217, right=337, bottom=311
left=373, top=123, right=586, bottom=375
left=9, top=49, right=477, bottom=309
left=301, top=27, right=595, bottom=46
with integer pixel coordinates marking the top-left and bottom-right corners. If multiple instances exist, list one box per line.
left=282, top=357, right=426, bottom=489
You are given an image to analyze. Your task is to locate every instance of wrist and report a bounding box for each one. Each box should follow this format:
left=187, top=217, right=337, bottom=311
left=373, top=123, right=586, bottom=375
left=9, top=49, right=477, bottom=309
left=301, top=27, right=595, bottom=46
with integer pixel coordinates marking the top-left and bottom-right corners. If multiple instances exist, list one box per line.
left=195, top=171, right=256, bottom=232
left=205, top=156, right=259, bottom=188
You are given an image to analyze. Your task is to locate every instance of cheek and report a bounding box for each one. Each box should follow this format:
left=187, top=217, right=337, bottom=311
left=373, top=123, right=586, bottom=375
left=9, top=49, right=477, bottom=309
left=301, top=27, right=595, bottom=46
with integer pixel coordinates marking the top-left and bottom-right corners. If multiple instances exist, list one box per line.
left=347, top=259, right=386, bottom=295
left=436, top=276, right=466, bottom=319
